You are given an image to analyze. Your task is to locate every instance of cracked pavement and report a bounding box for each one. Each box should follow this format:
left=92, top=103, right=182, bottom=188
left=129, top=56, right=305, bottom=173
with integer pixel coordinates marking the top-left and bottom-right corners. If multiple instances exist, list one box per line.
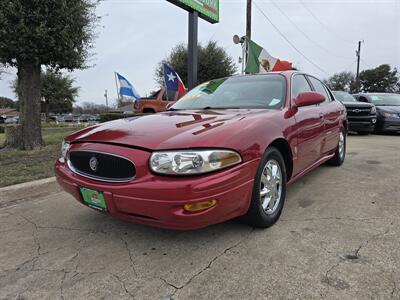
left=1, top=135, right=399, bottom=299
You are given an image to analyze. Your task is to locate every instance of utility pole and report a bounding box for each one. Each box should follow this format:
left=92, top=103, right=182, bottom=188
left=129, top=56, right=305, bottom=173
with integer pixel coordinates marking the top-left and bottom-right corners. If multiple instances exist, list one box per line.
left=356, top=40, right=363, bottom=91
left=246, top=0, right=252, bottom=41
left=104, top=89, right=108, bottom=110
left=188, top=10, right=198, bottom=90
left=245, top=0, right=252, bottom=74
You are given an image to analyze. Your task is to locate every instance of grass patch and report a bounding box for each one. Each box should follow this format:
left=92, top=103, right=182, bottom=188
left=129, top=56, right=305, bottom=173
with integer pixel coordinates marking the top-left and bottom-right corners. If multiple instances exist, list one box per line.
left=0, top=126, right=84, bottom=187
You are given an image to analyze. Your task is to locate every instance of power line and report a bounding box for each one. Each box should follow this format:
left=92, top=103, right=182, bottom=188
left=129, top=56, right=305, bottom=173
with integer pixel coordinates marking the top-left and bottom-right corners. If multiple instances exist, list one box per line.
left=360, top=58, right=374, bottom=70
left=269, top=0, right=353, bottom=61
left=344, top=59, right=358, bottom=72
left=298, top=0, right=354, bottom=46
left=253, top=1, right=330, bottom=76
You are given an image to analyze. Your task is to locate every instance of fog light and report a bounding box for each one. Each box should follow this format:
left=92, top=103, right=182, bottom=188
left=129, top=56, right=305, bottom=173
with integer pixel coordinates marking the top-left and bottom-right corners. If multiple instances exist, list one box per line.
left=372, top=119, right=377, bottom=124
left=184, top=200, right=217, bottom=212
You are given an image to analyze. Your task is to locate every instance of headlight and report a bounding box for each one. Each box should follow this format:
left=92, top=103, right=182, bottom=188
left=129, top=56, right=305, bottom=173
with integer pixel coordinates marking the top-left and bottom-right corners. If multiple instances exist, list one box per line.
left=150, top=149, right=242, bottom=175
left=382, top=112, right=399, bottom=118
left=61, top=141, right=70, bottom=159
left=370, top=106, right=376, bottom=114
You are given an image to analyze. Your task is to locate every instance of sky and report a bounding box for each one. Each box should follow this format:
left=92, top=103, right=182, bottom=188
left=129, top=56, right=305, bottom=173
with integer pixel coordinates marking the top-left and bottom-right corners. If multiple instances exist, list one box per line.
left=0, top=0, right=399, bottom=106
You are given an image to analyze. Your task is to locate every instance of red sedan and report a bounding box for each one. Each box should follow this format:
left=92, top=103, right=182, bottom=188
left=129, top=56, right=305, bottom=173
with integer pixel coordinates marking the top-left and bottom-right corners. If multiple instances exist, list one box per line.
left=55, top=71, right=347, bottom=230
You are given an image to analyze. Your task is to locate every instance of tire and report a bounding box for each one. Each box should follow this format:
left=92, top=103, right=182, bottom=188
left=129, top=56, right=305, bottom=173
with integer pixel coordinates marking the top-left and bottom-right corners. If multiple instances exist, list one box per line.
left=143, top=108, right=156, bottom=114
left=327, top=126, right=346, bottom=166
left=242, top=147, right=287, bottom=228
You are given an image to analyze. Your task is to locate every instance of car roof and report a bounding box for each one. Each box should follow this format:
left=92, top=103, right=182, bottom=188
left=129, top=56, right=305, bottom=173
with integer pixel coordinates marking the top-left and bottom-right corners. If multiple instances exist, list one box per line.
left=355, top=92, right=399, bottom=95
left=231, top=70, right=311, bottom=80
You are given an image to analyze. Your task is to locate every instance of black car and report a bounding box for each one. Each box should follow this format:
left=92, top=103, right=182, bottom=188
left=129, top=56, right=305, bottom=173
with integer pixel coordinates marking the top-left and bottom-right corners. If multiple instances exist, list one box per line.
left=333, top=91, right=376, bottom=134
left=354, top=93, right=400, bottom=133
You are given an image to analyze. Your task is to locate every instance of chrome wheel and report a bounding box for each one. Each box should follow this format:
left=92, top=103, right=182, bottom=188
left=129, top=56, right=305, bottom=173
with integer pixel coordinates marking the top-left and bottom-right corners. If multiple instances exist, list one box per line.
left=338, top=131, right=345, bottom=160
left=260, top=159, right=282, bottom=215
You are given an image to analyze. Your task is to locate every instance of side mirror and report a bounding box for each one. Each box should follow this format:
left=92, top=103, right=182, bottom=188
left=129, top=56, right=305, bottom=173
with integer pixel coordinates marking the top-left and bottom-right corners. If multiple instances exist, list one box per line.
left=294, top=92, right=325, bottom=108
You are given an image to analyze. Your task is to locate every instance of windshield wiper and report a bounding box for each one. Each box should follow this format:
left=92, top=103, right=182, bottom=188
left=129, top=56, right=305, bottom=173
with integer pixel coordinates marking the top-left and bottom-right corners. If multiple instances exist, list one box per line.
left=167, top=108, right=180, bottom=111
left=201, top=106, right=241, bottom=110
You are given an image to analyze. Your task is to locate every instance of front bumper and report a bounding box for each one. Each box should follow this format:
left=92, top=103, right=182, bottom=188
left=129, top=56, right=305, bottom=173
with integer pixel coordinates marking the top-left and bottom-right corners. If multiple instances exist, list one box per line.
left=347, top=115, right=376, bottom=132
left=375, top=118, right=400, bottom=132
left=55, top=143, right=258, bottom=230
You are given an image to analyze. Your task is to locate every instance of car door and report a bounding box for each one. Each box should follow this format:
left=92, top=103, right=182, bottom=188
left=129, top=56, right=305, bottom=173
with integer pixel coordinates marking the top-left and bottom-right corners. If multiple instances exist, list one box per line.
left=291, top=74, right=325, bottom=174
left=307, top=76, right=341, bottom=154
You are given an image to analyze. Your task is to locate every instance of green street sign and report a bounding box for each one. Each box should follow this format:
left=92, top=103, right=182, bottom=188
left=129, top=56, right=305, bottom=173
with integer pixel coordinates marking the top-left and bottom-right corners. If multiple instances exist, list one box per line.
left=167, top=0, right=219, bottom=24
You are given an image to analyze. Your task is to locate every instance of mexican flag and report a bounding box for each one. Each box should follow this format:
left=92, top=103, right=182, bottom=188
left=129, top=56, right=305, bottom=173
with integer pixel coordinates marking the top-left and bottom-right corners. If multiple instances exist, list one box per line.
left=245, top=39, right=292, bottom=74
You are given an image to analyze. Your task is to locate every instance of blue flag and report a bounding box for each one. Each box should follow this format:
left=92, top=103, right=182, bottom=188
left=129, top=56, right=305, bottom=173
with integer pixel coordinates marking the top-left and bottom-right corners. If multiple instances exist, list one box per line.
left=116, top=73, right=141, bottom=101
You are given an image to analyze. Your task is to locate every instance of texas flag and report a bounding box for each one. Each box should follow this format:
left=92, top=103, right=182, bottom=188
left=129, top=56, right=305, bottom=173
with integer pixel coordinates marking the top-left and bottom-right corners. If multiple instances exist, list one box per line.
left=163, top=64, right=187, bottom=96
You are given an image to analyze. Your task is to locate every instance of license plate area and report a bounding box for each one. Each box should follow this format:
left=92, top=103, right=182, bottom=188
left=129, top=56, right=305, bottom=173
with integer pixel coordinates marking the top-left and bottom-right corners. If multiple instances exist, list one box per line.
left=80, top=187, right=107, bottom=212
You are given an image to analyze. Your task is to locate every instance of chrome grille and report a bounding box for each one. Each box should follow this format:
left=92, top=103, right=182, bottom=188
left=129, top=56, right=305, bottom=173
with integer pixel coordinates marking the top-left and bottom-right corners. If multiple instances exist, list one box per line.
left=346, top=108, right=372, bottom=117
left=68, top=151, right=135, bottom=182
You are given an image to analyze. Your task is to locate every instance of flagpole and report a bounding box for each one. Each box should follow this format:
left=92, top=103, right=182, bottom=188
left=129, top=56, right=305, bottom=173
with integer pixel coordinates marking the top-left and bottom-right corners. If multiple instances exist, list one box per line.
left=114, top=72, right=120, bottom=104
left=241, top=40, right=246, bottom=74
left=163, top=65, right=170, bottom=102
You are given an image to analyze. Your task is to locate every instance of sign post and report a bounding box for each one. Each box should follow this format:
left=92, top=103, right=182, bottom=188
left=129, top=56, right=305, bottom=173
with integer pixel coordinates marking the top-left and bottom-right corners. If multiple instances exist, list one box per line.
left=188, top=11, right=198, bottom=89
left=166, top=0, right=219, bottom=90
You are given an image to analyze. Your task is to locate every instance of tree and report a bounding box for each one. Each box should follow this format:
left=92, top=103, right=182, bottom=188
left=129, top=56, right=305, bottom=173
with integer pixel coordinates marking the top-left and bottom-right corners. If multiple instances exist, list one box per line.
left=155, top=40, right=237, bottom=88
left=0, top=97, right=17, bottom=109
left=40, top=71, right=79, bottom=119
left=323, top=72, right=356, bottom=92
left=12, top=71, right=79, bottom=117
left=73, top=102, right=108, bottom=114
left=359, top=64, right=399, bottom=93
left=0, top=0, right=98, bottom=149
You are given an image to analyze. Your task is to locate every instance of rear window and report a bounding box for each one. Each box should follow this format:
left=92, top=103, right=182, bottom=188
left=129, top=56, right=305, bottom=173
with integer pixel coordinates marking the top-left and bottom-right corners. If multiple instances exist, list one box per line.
left=291, top=75, right=312, bottom=99
left=308, top=76, right=330, bottom=102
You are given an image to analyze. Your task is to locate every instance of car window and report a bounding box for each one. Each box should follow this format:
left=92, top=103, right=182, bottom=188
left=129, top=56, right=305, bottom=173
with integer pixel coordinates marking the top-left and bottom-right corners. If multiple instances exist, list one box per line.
left=357, top=96, right=369, bottom=103
left=308, top=76, right=330, bottom=103
left=149, top=90, right=160, bottom=98
left=324, top=86, right=335, bottom=102
left=165, top=90, right=176, bottom=101
left=291, top=75, right=312, bottom=99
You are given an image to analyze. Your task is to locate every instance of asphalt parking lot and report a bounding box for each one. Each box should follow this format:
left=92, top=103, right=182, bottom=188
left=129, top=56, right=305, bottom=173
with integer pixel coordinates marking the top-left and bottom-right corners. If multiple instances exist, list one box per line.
left=1, top=134, right=399, bottom=300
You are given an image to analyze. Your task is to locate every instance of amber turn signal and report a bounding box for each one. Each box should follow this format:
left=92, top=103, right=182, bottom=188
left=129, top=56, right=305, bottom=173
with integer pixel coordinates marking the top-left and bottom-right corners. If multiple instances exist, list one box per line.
left=184, top=200, right=217, bottom=212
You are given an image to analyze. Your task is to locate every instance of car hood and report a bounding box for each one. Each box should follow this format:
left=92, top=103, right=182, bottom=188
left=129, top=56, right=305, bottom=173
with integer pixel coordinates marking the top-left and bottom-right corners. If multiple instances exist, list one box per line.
left=376, top=106, right=400, bottom=113
left=66, top=109, right=277, bottom=151
left=341, top=101, right=373, bottom=108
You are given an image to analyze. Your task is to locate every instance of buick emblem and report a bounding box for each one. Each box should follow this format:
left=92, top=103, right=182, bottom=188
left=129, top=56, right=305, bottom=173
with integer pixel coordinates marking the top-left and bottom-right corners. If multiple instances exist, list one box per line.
left=89, top=157, right=99, bottom=172
left=353, top=109, right=361, bottom=113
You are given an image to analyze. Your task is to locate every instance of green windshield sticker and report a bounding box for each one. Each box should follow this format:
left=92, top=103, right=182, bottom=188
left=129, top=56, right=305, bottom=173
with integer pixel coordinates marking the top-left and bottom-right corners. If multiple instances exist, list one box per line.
left=371, top=96, right=381, bottom=101
left=200, top=79, right=227, bottom=94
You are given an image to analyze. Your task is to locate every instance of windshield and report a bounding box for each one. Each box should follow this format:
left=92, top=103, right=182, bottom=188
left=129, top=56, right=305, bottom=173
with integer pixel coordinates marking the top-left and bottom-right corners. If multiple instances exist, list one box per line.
left=171, top=75, right=286, bottom=110
left=368, top=94, right=400, bottom=106
left=333, top=91, right=356, bottom=102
